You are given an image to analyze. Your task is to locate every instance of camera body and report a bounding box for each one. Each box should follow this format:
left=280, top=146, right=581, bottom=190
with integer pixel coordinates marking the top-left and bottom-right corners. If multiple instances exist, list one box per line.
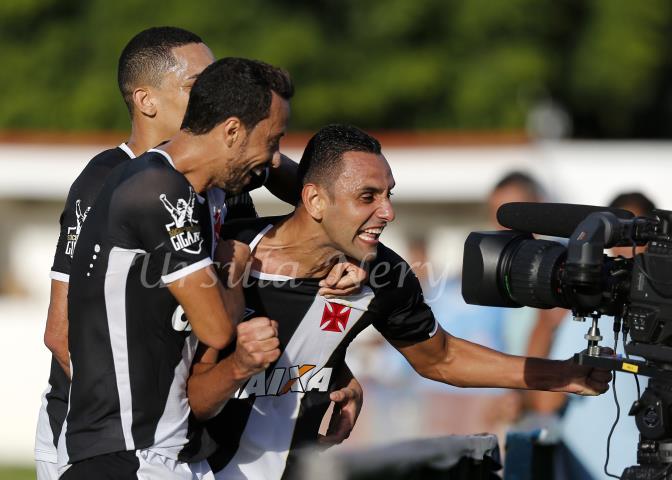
left=463, top=205, right=672, bottom=476
left=462, top=206, right=672, bottom=356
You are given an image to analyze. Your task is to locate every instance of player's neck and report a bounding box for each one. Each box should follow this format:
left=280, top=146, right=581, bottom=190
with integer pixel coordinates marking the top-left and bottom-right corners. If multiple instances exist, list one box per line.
left=126, top=120, right=170, bottom=157
left=253, top=213, right=341, bottom=278
left=159, top=131, right=216, bottom=194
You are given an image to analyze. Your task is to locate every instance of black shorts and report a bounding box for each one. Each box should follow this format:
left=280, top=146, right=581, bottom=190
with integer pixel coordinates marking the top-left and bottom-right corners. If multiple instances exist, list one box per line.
left=59, top=449, right=213, bottom=479
left=60, top=451, right=139, bottom=480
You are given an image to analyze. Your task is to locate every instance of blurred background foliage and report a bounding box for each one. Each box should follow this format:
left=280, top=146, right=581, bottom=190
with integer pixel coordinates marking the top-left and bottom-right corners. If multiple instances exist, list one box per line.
left=1, top=0, right=671, bottom=137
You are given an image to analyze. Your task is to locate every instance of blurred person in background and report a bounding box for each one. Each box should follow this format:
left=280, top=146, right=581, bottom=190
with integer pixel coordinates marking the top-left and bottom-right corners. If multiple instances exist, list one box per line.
left=36, top=27, right=363, bottom=480
left=521, top=191, right=656, bottom=479
left=407, top=171, right=546, bottom=441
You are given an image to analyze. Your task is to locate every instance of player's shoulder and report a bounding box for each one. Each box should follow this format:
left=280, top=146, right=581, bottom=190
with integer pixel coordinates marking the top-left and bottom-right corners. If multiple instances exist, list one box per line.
left=69, top=146, right=131, bottom=193
left=121, top=150, right=191, bottom=193
left=371, top=243, right=409, bottom=271
left=368, top=243, right=420, bottom=291
left=219, top=215, right=286, bottom=245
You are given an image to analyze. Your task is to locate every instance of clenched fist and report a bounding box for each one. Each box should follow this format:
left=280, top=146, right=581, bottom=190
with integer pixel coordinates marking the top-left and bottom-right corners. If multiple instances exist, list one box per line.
left=231, top=317, right=281, bottom=379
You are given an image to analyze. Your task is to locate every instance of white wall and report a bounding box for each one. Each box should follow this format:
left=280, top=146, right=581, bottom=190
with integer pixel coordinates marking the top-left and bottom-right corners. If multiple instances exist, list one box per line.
left=0, top=139, right=669, bottom=464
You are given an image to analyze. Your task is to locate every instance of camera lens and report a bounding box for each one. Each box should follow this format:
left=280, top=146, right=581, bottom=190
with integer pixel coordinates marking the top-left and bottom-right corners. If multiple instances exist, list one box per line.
left=505, top=239, right=568, bottom=309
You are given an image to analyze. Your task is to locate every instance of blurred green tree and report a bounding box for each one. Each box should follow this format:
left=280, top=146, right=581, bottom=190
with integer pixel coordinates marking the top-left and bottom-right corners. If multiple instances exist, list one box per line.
left=0, top=0, right=670, bottom=137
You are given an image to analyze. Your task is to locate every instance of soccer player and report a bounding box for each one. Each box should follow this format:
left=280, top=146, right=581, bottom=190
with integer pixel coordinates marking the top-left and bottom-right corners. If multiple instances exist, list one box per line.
left=35, top=27, right=214, bottom=480
left=36, top=28, right=363, bottom=479
left=57, top=57, right=293, bottom=479
left=187, top=124, right=613, bottom=479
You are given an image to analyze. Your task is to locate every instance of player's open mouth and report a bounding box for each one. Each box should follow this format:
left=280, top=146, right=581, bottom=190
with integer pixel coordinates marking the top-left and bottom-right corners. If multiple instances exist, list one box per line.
left=357, top=226, right=384, bottom=244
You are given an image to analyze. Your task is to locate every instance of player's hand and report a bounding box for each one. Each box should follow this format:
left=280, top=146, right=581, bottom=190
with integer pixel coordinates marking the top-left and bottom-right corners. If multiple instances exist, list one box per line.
left=215, top=240, right=251, bottom=287
left=557, top=353, right=613, bottom=396
left=319, top=258, right=367, bottom=297
left=317, top=377, right=363, bottom=448
left=231, top=317, right=281, bottom=379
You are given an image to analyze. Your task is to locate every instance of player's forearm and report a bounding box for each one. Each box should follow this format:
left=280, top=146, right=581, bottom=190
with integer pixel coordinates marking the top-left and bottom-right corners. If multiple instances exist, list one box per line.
left=219, top=278, right=245, bottom=325
left=335, top=363, right=363, bottom=396
left=416, top=334, right=569, bottom=391
left=168, top=267, right=236, bottom=350
left=265, top=154, right=300, bottom=205
left=43, top=279, right=71, bottom=378
left=188, top=356, right=249, bottom=420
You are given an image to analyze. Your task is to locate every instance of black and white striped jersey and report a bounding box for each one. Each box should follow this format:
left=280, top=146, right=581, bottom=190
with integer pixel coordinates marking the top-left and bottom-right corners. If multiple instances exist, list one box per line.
left=50, top=143, right=136, bottom=283
left=36, top=143, right=136, bottom=464
left=206, top=217, right=438, bottom=479
left=58, top=149, right=220, bottom=466
left=40, top=147, right=268, bottom=466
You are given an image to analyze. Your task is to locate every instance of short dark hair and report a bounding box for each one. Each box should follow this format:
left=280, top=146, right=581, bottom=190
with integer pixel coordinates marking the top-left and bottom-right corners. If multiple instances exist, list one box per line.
left=118, top=26, right=203, bottom=115
left=609, top=191, right=656, bottom=216
left=492, top=171, right=544, bottom=200
left=298, top=124, right=382, bottom=188
left=181, top=57, right=294, bottom=135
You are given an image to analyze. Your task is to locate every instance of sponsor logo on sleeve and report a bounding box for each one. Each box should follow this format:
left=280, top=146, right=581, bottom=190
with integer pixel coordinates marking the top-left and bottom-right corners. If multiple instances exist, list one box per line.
left=65, top=199, right=91, bottom=258
left=159, top=188, right=203, bottom=254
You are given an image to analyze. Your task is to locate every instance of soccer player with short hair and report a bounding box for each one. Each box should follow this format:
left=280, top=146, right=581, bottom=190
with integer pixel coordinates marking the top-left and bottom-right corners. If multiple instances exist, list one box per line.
left=58, top=57, right=293, bottom=479
left=37, top=27, right=364, bottom=479
left=36, top=26, right=214, bottom=480
left=186, top=124, right=613, bottom=480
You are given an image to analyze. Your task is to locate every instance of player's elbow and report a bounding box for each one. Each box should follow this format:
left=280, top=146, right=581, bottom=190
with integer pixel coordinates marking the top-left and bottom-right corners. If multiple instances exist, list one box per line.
left=187, top=382, right=225, bottom=421
left=197, top=325, right=235, bottom=351
left=410, top=335, right=462, bottom=386
left=44, top=328, right=67, bottom=357
left=188, top=397, right=218, bottom=421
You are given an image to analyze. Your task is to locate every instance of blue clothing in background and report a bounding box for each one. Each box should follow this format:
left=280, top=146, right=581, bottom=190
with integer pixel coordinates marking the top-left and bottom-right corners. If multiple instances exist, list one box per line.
left=550, top=316, right=639, bottom=479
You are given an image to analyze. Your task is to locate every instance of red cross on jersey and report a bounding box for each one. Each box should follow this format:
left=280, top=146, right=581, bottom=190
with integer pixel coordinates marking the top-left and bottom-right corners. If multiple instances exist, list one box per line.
left=320, top=302, right=351, bottom=332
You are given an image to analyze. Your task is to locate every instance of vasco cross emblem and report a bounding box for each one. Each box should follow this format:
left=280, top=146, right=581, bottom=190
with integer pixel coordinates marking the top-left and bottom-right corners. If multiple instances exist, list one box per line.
left=320, top=302, right=351, bottom=333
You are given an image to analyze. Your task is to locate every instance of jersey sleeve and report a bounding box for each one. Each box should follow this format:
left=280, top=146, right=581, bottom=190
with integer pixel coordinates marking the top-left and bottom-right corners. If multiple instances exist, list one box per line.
left=50, top=204, right=75, bottom=282
left=114, top=169, right=212, bottom=284
left=369, top=248, right=438, bottom=343
left=50, top=183, right=88, bottom=282
left=241, top=166, right=269, bottom=193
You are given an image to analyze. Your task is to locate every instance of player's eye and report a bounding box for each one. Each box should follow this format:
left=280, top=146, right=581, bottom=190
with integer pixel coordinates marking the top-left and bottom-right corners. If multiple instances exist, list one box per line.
left=360, top=194, right=374, bottom=203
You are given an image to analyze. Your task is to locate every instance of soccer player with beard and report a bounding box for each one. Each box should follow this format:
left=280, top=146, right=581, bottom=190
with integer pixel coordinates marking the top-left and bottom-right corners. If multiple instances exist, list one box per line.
left=36, top=28, right=363, bottom=480
left=185, top=124, right=613, bottom=480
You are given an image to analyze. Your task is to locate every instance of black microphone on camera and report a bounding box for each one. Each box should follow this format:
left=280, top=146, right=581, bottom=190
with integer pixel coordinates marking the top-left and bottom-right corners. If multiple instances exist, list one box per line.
left=496, top=202, right=635, bottom=237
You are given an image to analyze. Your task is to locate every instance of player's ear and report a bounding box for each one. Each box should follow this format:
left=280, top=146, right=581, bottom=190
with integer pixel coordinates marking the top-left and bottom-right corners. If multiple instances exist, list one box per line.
left=302, top=184, right=327, bottom=221
left=132, top=87, right=156, bottom=117
left=220, top=117, right=242, bottom=148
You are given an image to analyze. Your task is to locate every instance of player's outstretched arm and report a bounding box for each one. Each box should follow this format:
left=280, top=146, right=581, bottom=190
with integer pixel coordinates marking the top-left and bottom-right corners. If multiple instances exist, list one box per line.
left=523, top=308, right=570, bottom=413
left=392, top=326, right=611, bottom=395
left=167, top=267, right=237, bottom=351
left=43, top=279, right=71, bottom=378
left=188, top=317, right=281, bottom=420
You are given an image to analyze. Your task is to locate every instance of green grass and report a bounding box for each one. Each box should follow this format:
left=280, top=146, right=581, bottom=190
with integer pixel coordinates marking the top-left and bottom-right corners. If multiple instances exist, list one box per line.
left=0, top=466, right=34, bottom=480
